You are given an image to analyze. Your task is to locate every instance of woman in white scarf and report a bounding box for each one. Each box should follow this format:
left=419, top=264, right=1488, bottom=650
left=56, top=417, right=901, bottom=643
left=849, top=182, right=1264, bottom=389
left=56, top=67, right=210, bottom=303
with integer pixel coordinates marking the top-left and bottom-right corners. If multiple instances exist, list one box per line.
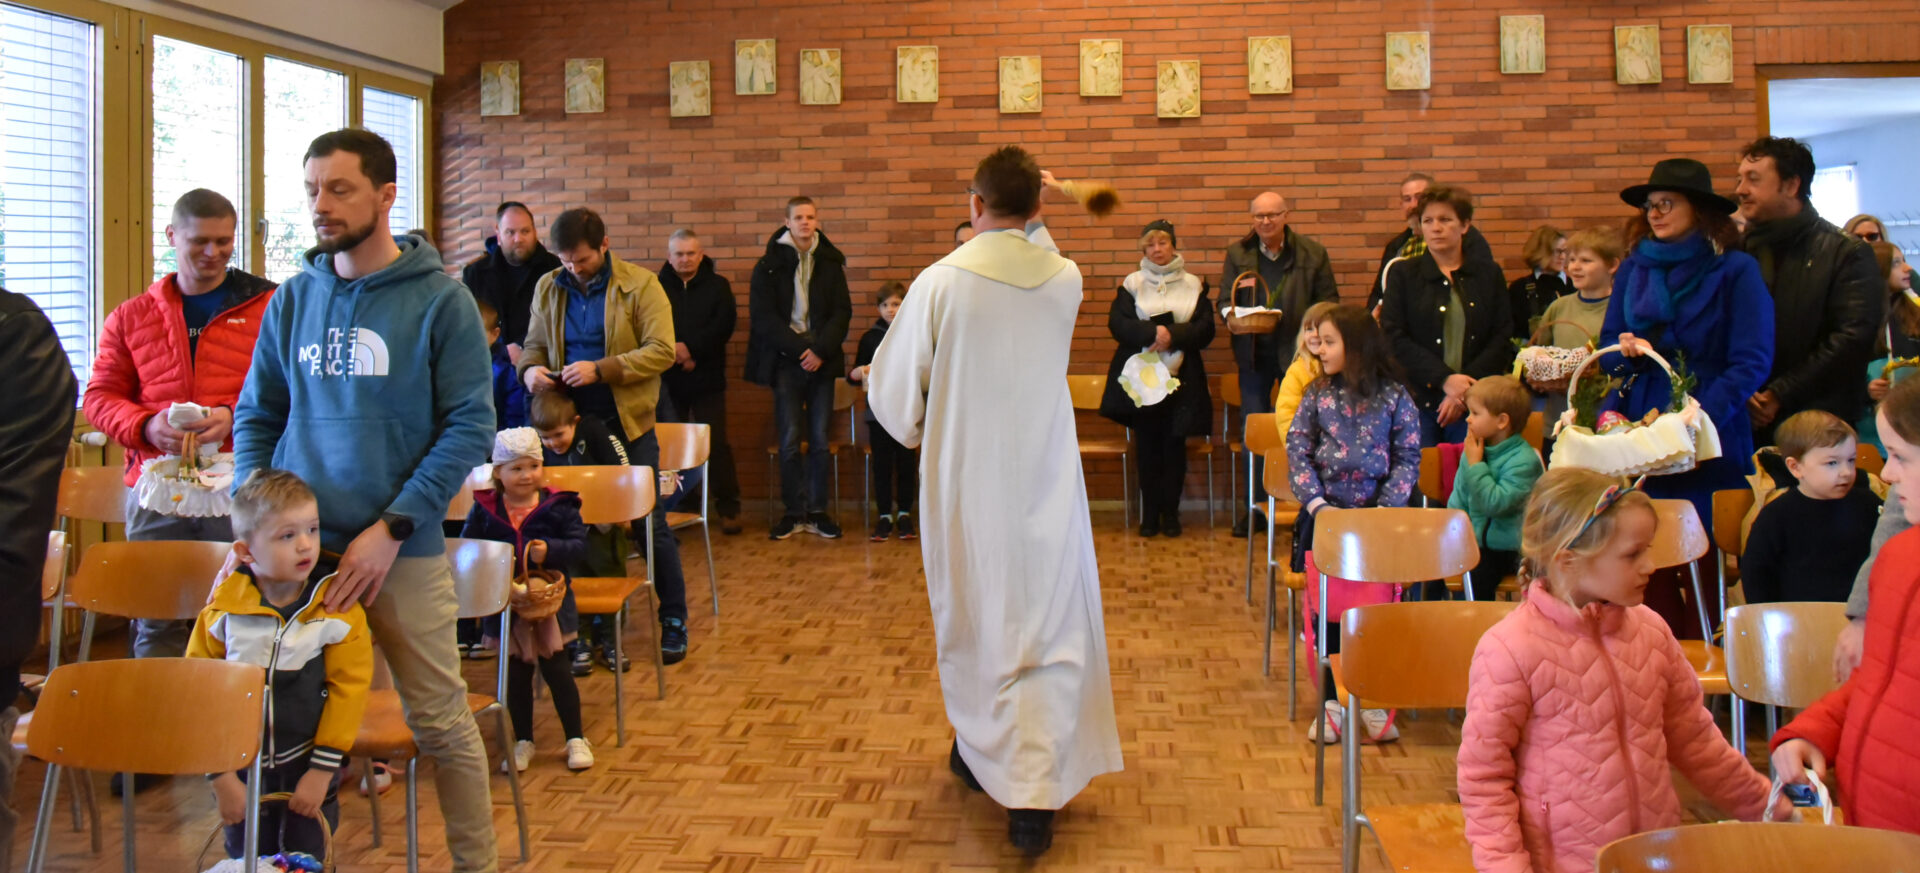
left=1098, top=220, right=1216, bottom=537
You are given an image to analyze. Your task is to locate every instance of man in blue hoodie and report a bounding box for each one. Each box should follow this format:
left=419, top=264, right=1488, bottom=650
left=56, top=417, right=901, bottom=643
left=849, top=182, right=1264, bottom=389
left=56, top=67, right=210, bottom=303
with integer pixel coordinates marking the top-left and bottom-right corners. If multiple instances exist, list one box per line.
left=233, top=129, right=500, bottom=873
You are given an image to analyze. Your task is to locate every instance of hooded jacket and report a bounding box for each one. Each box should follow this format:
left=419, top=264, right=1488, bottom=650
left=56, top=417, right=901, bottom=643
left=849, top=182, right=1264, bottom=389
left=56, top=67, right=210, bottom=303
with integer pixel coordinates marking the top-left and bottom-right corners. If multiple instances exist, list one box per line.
left=1459, top=584, right=1770, bottom=873
left=233, top=237, right=497, bottom=558
left=0, top=289, right=75, bottom=705
left=187, top=570, right=372, bottom=775
left=658, top=255, right=737, bottom=397
left=1218, top=227, right=1339, bottom=373
left=518, top=253, right=677, bottom=441
left=1741, top=208, right=1884, bottom=439
left=460, top=487, right=589, bottom=579
left=462, top=235, right=563, bottom=348
left=85, top=270, right=276, bottom=485
left=745, top=227, right=851, bottom=386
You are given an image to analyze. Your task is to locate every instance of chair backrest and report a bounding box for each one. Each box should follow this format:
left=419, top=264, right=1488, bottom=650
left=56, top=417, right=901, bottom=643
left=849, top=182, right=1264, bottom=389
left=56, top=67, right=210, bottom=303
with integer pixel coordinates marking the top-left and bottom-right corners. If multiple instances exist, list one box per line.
left=58, top=466, right=128, bottom=526
left=1312, top=507, right=1481, bottom=583
left=446, top=537, right=514, bottom=620
left=1647, top=498, right=1710, bottom=569
left=1066, top=374, right=1107, bottom=411
left=27, top=658, right=264, bottom=774
left=1418, top=446, right=1442, bottom=504
left=1341, top=601, right=1518, bottom=708
left=543, top=464, right=657, bottom=526
left=1857, top=442, right=1885, bottom=478
left=1710, top=488, right=1754, bottom=556
left=1594, top=821, right=1920, bottom=872
left=1244, top=413, right=1283, bottom=455
left=656, top=422, right=712, bottom=472
left=1523, top=410, right=1545, bottom=453
left=1261, top=449, right=1297, bottom=504
left=43, top=530, right=67, bottom=600
left=833, top=378, right=860, bottom=412
left=68, top=540, right=232, bottom=621
left=447, top=475, right=477, bottom=522
left=1219, top=372, right=1241, bottom=415
left=1725, top=602, right=1851, bottom=709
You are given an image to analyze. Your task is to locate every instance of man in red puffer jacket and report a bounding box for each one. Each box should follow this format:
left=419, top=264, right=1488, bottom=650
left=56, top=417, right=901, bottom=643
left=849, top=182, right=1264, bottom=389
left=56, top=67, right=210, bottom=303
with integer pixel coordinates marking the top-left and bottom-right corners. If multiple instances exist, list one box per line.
left=83, top=188, right=274, bottom=668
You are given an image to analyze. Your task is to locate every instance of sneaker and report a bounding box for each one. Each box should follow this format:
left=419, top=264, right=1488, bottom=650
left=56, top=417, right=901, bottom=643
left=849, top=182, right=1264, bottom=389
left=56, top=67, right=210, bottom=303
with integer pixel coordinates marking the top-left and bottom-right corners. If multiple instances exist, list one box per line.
left=1307, top=701, right=1345, bottom=745
left=565, top=738, right=595, bottom=771
left=895, top=513, right=917, bottom=541
left=1361, top=708, right=1400, bottom=743
left=870, top=515, right=894, bottom=542
left=569, top=640, right=593, bottom=677
left=661, top=617, right=689, bottom=665
left=808, top=512, right=842, bottom=539
left=358, top=761, right=394, bottom=796
left=503, top=739, right=534, bottom=773
left=468, top=640, right=497, bottom=660
left=596, top=643, right=632, bottom=673
left=770, top=515, right=803, bottom=540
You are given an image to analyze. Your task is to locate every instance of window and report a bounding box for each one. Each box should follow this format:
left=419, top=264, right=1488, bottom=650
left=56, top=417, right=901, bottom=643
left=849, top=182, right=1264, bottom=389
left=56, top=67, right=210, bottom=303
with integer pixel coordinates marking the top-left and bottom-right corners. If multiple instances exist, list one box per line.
left=151, top=35, right=244, bottom=280
left=0, top=1, right=96, bottom=388
left=262, top=56, right=344, bottom=281
left=1811, top=164, right=1860, bottom=226
left=362, top=87, right=421, bottom=237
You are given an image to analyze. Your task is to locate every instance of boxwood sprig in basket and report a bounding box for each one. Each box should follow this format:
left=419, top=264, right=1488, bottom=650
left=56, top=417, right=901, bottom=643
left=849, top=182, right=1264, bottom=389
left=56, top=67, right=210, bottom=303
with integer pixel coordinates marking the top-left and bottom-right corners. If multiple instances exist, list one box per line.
left=1570, top=369, right=1621, bottom=430
left=1665, top=351, right=1697, bottom=414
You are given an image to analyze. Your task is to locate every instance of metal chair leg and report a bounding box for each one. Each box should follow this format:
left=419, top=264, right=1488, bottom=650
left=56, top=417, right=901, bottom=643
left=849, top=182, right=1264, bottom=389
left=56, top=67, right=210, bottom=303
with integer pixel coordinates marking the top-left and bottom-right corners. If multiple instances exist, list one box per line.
left=1263, top=496, right=1276, bottom=676
left=1342, top=693, right=1363, bottom=873
left=1733, top=698, right=1748, bottom=761
left=613, top=602, right=628, bottom=748
left=404, top=759, right=420, bottom=873
left=701, top=522, right=719, bottom=619
left=363, top=757, right=383, bottom=847
left=1314, top=570, right=1329, bottom=807
left=27, top=762, right=59, bottom=873
left=78, top=612, right=97, bottom=664
left=648, top=585, right=666, bottom=700
left=1206, top=452, right=1215, bottom=529
left=496, top=706, right=530, bottom=862
left=1287, top=587, right=1299, bottom=720
left=77, top=768, right=100, bottom=853
left=121, top=773, right=135, bottom=873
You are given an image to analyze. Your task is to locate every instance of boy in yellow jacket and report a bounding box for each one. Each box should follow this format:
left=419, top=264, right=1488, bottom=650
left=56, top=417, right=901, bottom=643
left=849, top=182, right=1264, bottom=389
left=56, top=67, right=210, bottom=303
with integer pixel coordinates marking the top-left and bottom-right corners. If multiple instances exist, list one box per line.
left=188, top=469, right=371, bottom=862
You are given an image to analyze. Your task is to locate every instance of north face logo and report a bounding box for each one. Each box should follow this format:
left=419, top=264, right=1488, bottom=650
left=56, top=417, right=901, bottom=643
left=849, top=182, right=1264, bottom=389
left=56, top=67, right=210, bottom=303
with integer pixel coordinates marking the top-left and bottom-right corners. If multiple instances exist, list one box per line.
left=298, top=327, right=390, bottom=377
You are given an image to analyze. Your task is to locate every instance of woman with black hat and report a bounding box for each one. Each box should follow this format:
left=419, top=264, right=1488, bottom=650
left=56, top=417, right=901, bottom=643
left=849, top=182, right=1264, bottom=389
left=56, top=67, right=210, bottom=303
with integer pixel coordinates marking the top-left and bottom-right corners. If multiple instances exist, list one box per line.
left=1603, top=158, right=1774, bottom=637
left=1099, top=219, right=1215, bottom=537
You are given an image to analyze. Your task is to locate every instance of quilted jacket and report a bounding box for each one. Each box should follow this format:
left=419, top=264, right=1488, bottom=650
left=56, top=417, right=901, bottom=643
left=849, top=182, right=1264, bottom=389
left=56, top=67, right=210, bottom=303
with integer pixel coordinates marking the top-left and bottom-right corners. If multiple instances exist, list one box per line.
left=1459, top=584, right=1770, bottom=873
left=83, top=271, right=275, bottom=485
left=1772, top=526, right=1920, bottom=834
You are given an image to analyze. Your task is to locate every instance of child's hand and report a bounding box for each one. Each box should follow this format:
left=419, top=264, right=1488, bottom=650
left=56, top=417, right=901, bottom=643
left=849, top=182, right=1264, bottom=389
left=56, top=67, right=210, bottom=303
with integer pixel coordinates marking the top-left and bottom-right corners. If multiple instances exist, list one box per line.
left=1870, top=377, right=1891, bottom=401
left=527, top=540, right=548, bottom=565
left=287, top=769, right=331, bottom=819
left=1771, top=740, right=1829, bottom=791
left=211, top=772, right=248, bottom=825
left=1462, top=430, right=1484, bottom=464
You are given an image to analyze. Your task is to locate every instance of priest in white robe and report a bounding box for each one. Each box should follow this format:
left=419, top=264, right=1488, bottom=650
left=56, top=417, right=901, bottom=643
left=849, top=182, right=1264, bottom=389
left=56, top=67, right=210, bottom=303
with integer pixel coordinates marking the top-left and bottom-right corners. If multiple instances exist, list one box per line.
left=867, top=147, right=1123, bottom=855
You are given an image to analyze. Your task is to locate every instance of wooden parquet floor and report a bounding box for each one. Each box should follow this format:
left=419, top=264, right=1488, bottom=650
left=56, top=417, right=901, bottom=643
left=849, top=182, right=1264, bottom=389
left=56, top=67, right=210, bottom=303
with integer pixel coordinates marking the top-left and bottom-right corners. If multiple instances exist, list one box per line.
left=16, top=511, right=1740, bottom=872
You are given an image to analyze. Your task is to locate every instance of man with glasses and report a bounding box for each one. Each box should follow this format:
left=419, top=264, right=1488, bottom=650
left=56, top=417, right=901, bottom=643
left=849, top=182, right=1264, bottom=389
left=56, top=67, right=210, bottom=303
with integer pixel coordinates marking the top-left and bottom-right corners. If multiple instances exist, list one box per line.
left=1219, top=191, right=1338, bottom=537
left=1733, top=136, right=1883, bottom=443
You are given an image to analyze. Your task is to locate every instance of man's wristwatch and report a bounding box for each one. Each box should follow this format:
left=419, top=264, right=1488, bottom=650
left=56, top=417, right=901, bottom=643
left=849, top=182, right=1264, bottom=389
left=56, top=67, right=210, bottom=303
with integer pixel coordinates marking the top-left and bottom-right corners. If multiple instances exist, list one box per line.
left=380, top=512, right=415, bottom=541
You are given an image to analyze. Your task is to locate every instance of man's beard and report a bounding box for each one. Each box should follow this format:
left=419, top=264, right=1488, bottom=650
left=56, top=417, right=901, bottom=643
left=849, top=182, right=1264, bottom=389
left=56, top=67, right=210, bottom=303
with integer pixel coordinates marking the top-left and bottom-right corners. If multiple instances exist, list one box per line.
left=313, top=217, right=378, bottom=255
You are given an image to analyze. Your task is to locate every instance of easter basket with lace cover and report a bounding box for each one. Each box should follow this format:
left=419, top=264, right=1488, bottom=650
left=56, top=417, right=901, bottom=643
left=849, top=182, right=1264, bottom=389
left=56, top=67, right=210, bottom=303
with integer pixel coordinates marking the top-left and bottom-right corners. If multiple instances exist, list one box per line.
left=1223, top=270, right=1282, bottom=335
left=134, top=429, right=236, bottom=518
left=1549, top=344, right=1722, bottom=478
left=1512, top=318, right=1597, bottom=394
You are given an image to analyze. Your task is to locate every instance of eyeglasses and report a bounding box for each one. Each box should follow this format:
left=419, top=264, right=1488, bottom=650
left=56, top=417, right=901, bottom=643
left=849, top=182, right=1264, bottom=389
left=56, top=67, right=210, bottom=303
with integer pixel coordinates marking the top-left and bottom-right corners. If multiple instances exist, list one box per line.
left=1641, top=198, right=1682, bottom=216
left=1252, top=212, right=1288, bottom=221
left=1858, top=232, right=1884, bottom=242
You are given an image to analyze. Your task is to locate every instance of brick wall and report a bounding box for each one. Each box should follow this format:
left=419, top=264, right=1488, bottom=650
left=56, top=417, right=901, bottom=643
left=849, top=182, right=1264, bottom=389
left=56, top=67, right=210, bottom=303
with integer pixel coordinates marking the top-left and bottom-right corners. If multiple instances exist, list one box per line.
left=436, top=2, right=1920, bottom=513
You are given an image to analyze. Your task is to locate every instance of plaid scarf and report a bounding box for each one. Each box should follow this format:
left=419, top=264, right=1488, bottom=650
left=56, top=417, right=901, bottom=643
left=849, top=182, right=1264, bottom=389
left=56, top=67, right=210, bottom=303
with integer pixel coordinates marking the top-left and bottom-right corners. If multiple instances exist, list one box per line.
left=1399, top=234, right=1427, bottom=260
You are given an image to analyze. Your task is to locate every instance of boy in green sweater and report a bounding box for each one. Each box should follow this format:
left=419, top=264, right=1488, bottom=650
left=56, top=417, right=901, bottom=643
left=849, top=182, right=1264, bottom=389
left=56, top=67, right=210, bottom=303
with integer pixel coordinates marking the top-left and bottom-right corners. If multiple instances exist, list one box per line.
left=1449, top=375, right=1544, bottom=599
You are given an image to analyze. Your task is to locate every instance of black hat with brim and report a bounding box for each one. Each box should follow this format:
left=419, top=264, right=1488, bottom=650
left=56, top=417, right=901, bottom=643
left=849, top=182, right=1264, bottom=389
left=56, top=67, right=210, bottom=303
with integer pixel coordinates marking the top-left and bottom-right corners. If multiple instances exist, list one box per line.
left=1620, top=158, right=1738, bottom=216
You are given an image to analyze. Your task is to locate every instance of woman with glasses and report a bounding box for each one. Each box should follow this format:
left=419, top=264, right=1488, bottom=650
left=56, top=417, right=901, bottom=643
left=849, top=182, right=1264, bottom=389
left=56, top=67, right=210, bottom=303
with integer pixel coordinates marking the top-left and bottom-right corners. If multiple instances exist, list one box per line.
left=1604, top=158, right=1774, bottom=639
left=1844, top=213, right=1889, bottom=244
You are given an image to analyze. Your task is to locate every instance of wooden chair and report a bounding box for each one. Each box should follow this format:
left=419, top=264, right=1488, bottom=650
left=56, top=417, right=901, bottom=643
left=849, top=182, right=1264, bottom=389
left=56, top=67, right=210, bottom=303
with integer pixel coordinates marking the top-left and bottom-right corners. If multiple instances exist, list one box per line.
left=13, top=532, right=100, bottom=858
left=1243, top=414, right=1288, bottom=604
left=352, top=537, right=527, bottom=870
left=1857, top=441, right=1885, bottom=478
left=658, top=422, right=720, bottom=617
left=1725, top=602, right=1852, bottom=760
left=52, top=467, right=128, bottom=667
left=1186, top=433, right=1217, bottom=528
left=1419, top=446, right=1522, bottom=601
left=1595, top=822, right=1920, bottom=872
left=1259, top=448, right=1308, bottom=722
left=25, top=659, right=265, bottom=873
left=67, top=540, right=231, bottom=663
left=1220, top=371, right=1243, bottom=517
left=1336, top=601, right=1517, bottom=873
left=1067, top=373, right=1132, bottom=526
left=763, top=378, right=861, bottom=526
left=1648, top=499, right=1729, bottom=699
left=1310, top=507, right=1480, bottom=808
left=1522, top=409, right=1545, bottom=454
left=544, top=464, right=665, bottom=723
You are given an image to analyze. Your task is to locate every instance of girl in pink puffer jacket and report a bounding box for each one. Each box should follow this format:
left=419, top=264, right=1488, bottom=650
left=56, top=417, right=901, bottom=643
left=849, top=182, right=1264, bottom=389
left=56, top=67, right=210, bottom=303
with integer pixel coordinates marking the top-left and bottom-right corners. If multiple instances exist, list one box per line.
left=1458, top=467, right=1782, bottom=873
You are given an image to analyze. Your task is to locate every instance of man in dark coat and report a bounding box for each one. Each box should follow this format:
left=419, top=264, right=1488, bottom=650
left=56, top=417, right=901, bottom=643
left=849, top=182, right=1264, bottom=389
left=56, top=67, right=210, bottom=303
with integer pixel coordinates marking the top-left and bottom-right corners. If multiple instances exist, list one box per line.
left=461, top=201, right=563, bottom=359
left=659, top=228, right=742, bottom=533
left=1734, top=136, right=1885, bottom=444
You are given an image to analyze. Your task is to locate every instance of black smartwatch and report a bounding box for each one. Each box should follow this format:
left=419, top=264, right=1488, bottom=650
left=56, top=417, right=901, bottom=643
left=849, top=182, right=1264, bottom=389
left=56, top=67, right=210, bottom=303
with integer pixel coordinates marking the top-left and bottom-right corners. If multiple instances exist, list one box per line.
left=380, top=512, right=415, bottom=541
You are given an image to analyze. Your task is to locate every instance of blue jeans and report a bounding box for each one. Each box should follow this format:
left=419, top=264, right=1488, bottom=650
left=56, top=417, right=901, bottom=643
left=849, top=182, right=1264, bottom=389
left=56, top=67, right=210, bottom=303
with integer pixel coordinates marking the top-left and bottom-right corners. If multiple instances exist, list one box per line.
left=773, top=359, right=835, bottom=518
left=1418, top=405, right=1466, bottom=448
left=607, top=422, right=690, bottom=624
left=1239, top=365, right=1281, bottom=504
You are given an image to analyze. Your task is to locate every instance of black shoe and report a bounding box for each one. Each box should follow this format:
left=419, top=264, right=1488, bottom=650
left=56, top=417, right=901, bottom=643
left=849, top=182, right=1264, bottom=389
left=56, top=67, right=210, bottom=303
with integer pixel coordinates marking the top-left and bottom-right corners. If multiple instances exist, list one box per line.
left=949, top=740, right=983, bottom=792
left=569, top=640, right=593, bottom=677
left=1252, top=512, right=1268, bottom=533
left=1007, top=809, right=1055, bottom=855
left=1162, top=511, right=1182, bottom=538
left=870, top=516, right=893, bottom=542
left=661, top=617, right=689, bottom=665
left=895, top=512, right=917, bottom=541
left=109, top=772, right=167, bottom=797
left=595, top=643, right=632, bottom=673
left=720, top=515, right=743, bottom=536
left=808, top=512, right=843, bottom=539
left=1138, top=513, right=1160, bottom=537
left=770, top=515, right=803, bottom=540
left=1231, top=516, right=1250, bottom=538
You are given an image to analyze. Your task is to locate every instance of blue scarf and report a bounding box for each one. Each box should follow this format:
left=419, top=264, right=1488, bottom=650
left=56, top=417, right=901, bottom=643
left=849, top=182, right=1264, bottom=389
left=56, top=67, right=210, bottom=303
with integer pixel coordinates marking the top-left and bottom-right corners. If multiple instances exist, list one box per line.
left=1619, top=233, right=1717, bottom=333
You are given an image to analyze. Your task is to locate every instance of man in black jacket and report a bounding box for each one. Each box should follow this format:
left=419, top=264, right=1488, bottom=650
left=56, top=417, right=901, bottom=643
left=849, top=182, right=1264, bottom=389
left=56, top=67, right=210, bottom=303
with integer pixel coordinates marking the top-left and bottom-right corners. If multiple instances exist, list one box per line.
left=660, top=228, right=742, bottom=534
left=1219, top=191, right=1339, bottom=537
left=1735, top=137, right=1884, bottom=444
left=1367, top=172, right=1500, bottom=310
left=747, top=196, right=852, bottom=540
left=0, top=288, right=76, bottom=870
left=461, top=201, right=563, bottom=360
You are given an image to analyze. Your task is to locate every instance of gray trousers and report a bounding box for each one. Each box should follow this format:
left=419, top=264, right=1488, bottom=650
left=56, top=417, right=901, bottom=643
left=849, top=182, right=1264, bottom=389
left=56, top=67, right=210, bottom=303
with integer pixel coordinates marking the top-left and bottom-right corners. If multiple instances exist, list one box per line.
left=123, top=489, right=232, bottom=658
left=0, top=706, right=16, bottom=872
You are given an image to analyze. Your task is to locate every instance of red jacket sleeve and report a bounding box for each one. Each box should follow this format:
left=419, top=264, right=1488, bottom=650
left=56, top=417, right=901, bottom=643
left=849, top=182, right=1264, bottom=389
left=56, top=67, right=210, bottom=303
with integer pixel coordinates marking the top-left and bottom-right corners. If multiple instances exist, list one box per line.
left=82, top=304, right=160, bottom=452
left=1772, top=668, right=1853, bottom=760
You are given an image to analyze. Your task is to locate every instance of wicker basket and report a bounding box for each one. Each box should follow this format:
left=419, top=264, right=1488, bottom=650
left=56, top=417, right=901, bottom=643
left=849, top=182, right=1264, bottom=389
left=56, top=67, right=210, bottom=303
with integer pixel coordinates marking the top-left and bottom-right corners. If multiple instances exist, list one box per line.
left=1514, top=319, right=1596, bottom=394
left=1549, top=344, right=1723, bottom=478
left=1224, top=271, right=1282, bottom=334
left=195, top=791, right=334, bottom=872
left=134, top=430, right=236, bottom=518
left=511, top=542, right=567, bottom=622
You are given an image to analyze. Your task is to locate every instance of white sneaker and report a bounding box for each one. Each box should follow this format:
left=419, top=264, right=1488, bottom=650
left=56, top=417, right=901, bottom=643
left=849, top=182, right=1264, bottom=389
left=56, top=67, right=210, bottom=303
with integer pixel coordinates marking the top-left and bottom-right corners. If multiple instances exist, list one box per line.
left=566, top=738, right=595, bottom=771
left=502, top=739, right=534, bottom=773
left=1307, top=701, right=1345, bottom=744
left=1361, top=708, right=1400, bottom=743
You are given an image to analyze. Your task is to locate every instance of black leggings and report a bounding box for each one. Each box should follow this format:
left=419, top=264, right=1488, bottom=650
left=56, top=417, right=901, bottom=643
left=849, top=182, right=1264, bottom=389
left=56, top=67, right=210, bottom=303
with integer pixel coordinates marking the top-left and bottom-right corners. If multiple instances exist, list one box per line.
left=1133, top=416, right=1188, bottom=520
left=868, top=420, right=918, bottom=516
left=507, top=652, right=584, bottom=743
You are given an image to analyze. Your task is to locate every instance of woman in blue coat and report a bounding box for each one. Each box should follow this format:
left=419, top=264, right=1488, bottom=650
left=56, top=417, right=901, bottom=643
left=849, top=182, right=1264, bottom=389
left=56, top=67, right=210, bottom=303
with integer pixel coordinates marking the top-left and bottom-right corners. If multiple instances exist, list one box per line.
left=1599, top=158, right=1774, bottom=637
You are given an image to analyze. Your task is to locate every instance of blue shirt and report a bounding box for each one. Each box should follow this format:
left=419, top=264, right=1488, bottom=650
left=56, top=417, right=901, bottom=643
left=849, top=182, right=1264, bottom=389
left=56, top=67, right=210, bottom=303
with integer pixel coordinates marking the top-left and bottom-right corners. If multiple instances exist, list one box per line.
left=179, top=273, right=236, bottom=357
left=557, top=261, right=616, bottom=422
